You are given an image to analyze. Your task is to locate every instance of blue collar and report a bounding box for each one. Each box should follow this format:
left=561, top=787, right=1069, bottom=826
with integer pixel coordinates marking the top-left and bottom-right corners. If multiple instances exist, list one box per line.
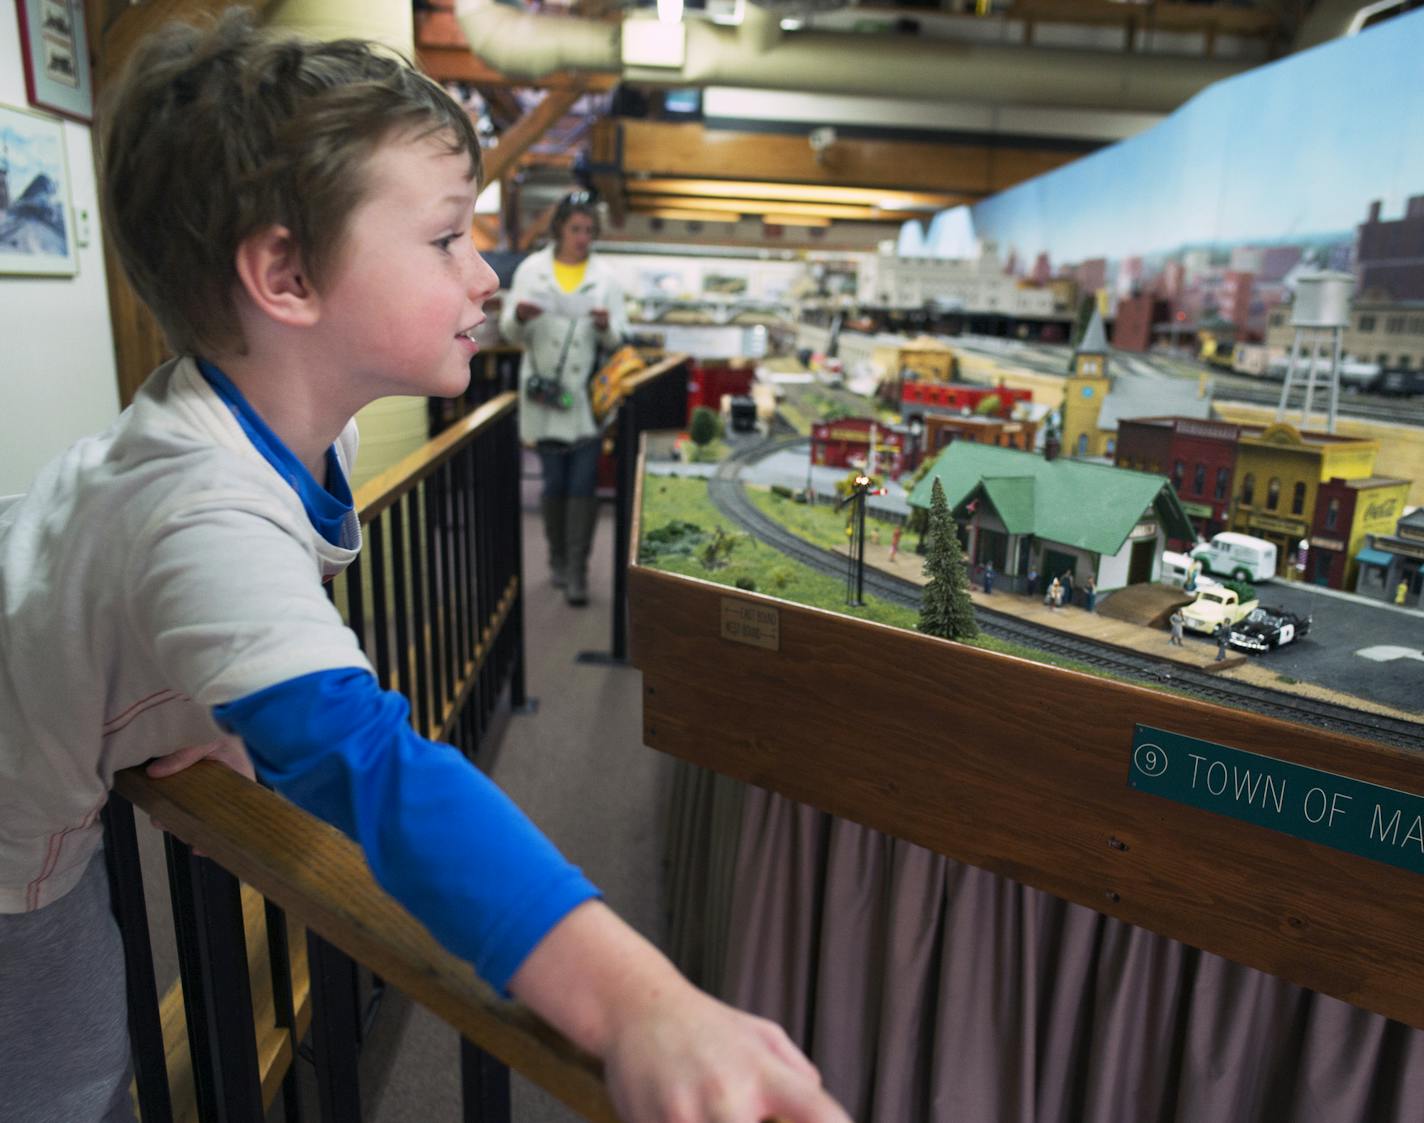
left=196, top=359, right=353, bottom=547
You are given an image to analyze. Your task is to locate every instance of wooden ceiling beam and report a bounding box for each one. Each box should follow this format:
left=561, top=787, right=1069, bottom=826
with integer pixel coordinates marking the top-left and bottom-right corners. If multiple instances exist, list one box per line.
left=480, top=86, right=588, bottom=186
left=98, top=0, right=277, bottom=84
left=416, top=46, right=616, bottom=91
left=613, top=120, right=1083, bottom=196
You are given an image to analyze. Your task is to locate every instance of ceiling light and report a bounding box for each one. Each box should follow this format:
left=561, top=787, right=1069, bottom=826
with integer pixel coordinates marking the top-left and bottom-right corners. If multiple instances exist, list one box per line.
left=763, top=214, right=832, bottom=228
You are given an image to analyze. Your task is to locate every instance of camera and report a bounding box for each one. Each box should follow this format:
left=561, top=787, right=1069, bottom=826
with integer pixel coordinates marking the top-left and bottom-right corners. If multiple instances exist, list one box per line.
left=525, top=376, right=573, bottom=410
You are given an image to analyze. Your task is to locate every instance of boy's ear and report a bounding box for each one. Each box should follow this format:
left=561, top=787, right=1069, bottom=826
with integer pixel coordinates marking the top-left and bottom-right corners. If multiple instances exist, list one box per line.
left=233, top=225, right=320, bottom=328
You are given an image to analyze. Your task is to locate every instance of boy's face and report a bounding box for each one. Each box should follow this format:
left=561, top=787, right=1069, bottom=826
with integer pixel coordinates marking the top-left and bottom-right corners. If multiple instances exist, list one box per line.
left=317, top=132, right=496, bottom=402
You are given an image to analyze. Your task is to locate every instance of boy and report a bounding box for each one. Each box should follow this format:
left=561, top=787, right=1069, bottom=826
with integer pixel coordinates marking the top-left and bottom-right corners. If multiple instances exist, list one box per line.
left=0, top=13, right=849, bottom=1123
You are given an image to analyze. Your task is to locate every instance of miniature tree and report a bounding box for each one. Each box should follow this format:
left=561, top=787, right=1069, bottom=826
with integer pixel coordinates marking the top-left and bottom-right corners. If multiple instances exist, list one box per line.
left=918, top=477, right=978, bottom=641
left=973, top=393, right=1002, bottom=417
left=689, top=406, right=721, bottom=449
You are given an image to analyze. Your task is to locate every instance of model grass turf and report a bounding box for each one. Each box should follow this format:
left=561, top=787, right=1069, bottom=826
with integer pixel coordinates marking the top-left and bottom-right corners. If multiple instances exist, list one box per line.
left=642, top=477, right=1182, bottom=689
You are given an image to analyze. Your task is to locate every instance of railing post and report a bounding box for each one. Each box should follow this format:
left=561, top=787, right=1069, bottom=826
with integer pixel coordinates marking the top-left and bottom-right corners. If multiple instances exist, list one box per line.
left=307, top=930, right=363, bottom=1122
left=165, top=837, right=264, bottom=1123
left=461, top=1039, right=512, bottom=1123
left=103, top=797, right=176, bottom=1123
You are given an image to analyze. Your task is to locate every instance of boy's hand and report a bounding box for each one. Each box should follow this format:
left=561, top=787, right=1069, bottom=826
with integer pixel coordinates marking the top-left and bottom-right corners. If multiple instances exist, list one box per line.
left=144, top=737, right=256, bottom=847
left=516, top=300, right=544, bottom=323
left=591, top=307, right=610, bottom=332
left=602, top=985, right=849, bottom=1123
left=146, top=736, right=256, bottom=782
left=510, top=901, right=851, bottom=1123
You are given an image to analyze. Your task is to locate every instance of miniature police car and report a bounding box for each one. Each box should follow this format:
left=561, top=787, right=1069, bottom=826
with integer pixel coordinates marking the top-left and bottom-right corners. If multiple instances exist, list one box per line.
left=1227, top=606, right=1312, bottom=653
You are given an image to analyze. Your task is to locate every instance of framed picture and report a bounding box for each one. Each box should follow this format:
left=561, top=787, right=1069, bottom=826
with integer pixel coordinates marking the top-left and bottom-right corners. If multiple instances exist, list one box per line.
left=14, top=0, right=93, bottom=124
left=0, top=103, right=78, bottom=276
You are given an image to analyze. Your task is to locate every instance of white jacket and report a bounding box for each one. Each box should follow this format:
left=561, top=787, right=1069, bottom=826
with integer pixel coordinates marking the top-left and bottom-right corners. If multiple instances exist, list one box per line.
left=0, top=357, right=370, bottom=910
left=499, top=246, right=627, bottom=444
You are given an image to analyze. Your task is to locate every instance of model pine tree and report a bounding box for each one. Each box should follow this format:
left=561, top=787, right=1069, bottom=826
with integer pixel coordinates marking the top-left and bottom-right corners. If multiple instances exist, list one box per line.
left=918, top=477, right=978, bottom=641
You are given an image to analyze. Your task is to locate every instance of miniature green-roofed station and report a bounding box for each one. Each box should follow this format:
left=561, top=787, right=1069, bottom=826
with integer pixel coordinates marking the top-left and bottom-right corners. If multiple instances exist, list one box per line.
left=907, top=442, right=1197, bottom=558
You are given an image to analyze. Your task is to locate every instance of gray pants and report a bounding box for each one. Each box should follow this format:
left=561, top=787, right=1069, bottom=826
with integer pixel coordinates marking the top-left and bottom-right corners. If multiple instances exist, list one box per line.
left=0, top=850, right=135, bottom=1122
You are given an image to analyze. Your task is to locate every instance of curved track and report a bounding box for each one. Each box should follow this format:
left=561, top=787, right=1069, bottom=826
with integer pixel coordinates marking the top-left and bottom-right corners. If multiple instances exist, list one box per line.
left=708, top=437, right=1424, bottom=751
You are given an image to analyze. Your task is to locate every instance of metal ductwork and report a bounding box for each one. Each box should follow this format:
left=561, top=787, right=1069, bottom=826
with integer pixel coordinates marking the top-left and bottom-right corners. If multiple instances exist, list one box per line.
left=454, top=0, right=1252, bottom=114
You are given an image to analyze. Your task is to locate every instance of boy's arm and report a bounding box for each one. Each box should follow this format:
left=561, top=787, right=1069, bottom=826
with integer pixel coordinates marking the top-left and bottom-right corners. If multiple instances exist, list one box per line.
left=510, top=901, right=852, bottom=1123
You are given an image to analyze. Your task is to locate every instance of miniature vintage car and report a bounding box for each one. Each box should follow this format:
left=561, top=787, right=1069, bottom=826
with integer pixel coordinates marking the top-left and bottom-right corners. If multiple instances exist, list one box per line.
left=1227, top=606, right=1312, bottom=653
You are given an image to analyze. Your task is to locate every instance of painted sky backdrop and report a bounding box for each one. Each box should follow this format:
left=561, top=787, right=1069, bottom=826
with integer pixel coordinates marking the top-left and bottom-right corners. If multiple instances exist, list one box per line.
left=903, top=11, right=1424, bottom=267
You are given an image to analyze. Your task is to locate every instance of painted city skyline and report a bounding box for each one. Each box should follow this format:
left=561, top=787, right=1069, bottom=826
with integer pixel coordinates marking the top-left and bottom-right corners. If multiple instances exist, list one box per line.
left=900, top=10, right=1424, bottom=302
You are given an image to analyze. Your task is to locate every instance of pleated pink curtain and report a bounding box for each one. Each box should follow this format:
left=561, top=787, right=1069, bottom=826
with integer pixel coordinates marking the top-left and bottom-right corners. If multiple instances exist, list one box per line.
left=716, top=785, right=1424, bottom=1123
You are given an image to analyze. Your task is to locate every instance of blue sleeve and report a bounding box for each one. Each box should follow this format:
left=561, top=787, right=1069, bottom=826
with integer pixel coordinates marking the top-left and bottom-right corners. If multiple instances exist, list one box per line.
left=213, top=668, right=600, bottom=994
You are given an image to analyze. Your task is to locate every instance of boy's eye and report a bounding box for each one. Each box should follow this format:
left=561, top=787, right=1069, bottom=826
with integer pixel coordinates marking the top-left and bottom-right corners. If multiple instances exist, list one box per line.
left=433, top=234, right=460, bottom=252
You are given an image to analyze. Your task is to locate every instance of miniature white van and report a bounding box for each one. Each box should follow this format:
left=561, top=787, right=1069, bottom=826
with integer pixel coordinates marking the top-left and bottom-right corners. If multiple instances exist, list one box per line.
left=1191, top=532, right=1277, bottom=583
left=1160, top=550, right=1218, bottom=589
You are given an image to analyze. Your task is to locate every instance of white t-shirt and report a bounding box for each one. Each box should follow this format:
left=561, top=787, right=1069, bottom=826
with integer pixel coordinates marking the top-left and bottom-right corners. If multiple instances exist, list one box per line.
left=0, top=357, right=371, bottom=911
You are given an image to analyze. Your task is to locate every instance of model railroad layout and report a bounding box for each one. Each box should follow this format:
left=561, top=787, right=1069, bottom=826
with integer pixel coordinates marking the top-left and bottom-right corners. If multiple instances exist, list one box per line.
left=702, top=438, right=1424, bottom=752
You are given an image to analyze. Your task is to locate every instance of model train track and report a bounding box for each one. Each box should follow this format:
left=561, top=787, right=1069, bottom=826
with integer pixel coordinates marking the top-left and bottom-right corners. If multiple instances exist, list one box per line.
left=953, top=341, right=1424, bottom=426
left=708, top=439, right=1424, bottom=751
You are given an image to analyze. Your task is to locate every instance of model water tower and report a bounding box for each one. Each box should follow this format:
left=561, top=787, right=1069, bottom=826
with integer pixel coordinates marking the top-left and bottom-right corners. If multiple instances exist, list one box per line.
left=1275, top=271, right=1353, bottom=433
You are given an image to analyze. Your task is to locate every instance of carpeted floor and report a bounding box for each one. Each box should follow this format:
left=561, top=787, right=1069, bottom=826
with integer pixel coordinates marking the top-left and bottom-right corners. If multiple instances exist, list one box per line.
left=366, top=492, right=672, bottom=1122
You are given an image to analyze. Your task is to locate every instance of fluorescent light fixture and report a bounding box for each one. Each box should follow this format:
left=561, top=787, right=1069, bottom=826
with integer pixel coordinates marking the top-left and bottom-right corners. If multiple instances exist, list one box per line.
left=647, top=207, right=737, bottom=222
left=658, top=0, right=684, bottom=23
left=763, top=214, right=832, bottom=228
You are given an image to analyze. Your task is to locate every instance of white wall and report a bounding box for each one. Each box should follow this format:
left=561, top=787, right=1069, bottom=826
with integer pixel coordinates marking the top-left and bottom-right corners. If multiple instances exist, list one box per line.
left=1, top=8, right=119, bottom=496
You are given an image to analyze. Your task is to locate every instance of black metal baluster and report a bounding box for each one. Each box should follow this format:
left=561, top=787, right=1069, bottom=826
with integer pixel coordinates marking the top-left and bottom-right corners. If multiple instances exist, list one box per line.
left=165, top=838, right=264, bottom=1123
left=391, top=500, right=412, bottom=705
left=507, top=418, right=530, bottom=711
left=424, top=475, right=448, bottom=729
left=369, top=518, right=392, bottom=691
left=102, top=798, right=176, bottom=1123
left=306, top=932, right=361, bottom=1122
left=344, top=554, right=366, bottom=669
left=409, top=490, right=432, bottom=737
left=432, top=464, right=455, bottom=725
left=461, top=1040, right=511, bottom=1123
left=263, top=898, right=304, bottom=1123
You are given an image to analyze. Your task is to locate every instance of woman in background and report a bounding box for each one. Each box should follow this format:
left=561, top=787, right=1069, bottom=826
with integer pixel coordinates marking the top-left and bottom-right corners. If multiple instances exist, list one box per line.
left=501, top=192, right=627, bottom=606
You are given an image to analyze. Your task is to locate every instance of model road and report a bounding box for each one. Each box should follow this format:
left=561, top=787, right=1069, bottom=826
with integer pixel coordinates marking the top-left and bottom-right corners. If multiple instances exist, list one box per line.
left=707, top=439, right=1424, bottom=752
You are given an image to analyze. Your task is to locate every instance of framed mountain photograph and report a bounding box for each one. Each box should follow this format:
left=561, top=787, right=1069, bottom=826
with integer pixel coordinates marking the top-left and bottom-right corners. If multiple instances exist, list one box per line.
left=0, top=103, right=77, bottom=277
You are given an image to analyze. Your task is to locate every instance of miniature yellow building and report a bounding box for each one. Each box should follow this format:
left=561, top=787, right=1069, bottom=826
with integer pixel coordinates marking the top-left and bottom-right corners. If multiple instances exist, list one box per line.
left=1060, top=308, right=1112, bottom=458
left=1230, top=422, right=1379, bottom=575
left=1311, top=476, right=1412, bottom=588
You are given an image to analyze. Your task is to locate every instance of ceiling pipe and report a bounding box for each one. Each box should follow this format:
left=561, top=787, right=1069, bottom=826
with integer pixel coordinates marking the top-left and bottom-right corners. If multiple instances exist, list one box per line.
left=455, top=0, right=1252, bottom=114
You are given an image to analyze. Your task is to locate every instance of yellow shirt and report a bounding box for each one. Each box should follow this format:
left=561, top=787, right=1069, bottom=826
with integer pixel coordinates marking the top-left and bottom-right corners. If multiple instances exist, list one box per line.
left=553, top=258, right=588, bottom=294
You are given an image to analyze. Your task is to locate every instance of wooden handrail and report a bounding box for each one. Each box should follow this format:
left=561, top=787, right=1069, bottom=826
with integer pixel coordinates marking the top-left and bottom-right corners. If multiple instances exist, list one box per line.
left=622, top=353, right=691, bottom=397
left=116, top=763, right=619, bottom=1123
left=353, top=392, right=518, bottom=523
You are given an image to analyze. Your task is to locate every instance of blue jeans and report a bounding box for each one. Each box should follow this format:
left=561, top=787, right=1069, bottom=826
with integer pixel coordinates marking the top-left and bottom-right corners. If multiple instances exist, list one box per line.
left=537, top=438, right=601, bottom=499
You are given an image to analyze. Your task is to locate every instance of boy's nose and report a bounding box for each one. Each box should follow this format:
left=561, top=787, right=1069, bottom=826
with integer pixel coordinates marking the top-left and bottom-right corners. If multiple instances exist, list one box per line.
left=467, top=248, right=499, bottom=303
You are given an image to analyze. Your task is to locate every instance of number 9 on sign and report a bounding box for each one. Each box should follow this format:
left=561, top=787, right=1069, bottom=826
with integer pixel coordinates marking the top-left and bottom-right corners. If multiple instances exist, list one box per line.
left=1133, top=743, right=1169, bottom=777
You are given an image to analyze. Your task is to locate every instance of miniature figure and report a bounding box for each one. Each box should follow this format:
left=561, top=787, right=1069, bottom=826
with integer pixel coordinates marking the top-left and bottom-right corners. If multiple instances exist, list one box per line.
left=1168, top=610, right=1185, bottom=646
left=1084, top=575, right=1097, bottom=613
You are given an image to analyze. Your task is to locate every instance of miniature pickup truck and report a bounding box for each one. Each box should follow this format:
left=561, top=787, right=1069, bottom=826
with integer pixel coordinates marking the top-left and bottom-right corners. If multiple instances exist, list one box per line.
left=1179, top=586, right=1259, bottom=635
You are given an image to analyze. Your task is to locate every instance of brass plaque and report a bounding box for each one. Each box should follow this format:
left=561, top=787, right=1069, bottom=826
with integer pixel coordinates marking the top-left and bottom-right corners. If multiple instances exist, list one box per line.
left=720, top=598, right=780, bottom=651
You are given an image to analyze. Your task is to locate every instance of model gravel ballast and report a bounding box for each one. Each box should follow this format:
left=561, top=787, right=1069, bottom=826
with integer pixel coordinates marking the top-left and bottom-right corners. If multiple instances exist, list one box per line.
left=1179, top=586, right=1260, bottom=635
left=1228, top=606, right=1313, bottom=653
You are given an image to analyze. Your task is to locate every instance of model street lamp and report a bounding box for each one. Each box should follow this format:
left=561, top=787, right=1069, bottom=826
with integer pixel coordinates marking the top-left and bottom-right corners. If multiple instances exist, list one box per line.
left=837, top=474, right=885, bottom=606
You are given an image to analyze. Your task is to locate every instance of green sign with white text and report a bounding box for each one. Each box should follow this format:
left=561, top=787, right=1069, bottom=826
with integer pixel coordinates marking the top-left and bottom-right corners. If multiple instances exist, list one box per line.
left=1128, top=725, right=1424, bottom=876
